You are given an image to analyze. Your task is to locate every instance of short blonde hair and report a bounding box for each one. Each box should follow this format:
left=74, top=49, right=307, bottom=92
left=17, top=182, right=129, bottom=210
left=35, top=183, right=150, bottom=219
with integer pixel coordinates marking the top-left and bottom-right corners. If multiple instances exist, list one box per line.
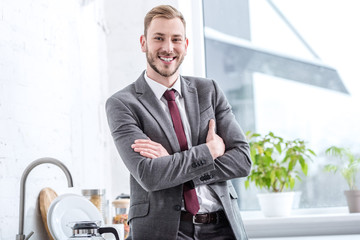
left=144, top=5, right=186, bottom=37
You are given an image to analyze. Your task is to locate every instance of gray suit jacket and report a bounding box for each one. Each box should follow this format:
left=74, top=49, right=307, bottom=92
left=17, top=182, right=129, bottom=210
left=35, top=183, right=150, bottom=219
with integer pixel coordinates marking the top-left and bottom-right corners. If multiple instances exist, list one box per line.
left=106, top=72, right=251, bottom=240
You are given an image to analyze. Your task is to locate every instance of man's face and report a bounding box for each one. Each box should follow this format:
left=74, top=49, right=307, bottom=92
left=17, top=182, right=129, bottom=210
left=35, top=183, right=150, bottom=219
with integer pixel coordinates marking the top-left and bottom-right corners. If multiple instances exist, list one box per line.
left=141, top=17, right=188, bottom=80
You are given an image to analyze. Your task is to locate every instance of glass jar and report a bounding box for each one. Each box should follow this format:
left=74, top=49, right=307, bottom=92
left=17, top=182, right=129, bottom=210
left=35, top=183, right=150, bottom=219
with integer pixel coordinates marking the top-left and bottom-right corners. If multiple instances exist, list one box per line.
left=112, top=198, right=130, bottom=239
left=82, top=189, right=108, bottom=224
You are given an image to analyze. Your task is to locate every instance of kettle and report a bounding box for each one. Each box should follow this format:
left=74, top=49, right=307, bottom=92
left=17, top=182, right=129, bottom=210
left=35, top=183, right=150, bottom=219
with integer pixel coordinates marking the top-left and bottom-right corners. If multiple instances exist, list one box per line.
left=68, top=221, right=120, bottom=240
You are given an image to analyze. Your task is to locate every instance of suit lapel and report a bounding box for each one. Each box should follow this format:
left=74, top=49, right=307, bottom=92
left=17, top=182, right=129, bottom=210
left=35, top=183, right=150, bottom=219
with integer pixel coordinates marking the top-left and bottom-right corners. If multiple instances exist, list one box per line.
left=181, top=76, right=200, bottom=147
left=135, top=73, right=181, bottom=153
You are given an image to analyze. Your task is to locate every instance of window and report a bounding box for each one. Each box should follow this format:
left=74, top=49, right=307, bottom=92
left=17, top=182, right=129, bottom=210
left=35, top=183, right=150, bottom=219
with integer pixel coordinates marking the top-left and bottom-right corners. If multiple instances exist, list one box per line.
left=203, top=0, right=360, bottom=210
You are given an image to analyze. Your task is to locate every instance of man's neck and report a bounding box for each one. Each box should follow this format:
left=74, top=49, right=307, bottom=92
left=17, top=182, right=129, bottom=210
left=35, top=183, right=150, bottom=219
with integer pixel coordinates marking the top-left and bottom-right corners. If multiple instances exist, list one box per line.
left=146, top=69, right=179, bottom=88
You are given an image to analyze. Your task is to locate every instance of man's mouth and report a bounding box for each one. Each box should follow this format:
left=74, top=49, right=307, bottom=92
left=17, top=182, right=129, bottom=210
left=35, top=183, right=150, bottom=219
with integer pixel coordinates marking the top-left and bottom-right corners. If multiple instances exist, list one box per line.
left=159, top=56, right=176, bottom=63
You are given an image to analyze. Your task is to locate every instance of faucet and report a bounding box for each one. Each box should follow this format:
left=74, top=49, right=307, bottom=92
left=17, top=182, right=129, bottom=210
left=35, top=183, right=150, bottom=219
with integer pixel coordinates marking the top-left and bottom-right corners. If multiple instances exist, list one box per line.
left=16, top=157, right=74, bottom=240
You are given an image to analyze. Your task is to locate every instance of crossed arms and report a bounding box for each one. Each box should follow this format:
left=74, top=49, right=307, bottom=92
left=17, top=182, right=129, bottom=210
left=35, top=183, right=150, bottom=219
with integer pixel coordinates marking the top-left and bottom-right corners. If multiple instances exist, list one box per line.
left=106, top=79, right=251, bottom=192
left=132, top=119, right=225, bottom=160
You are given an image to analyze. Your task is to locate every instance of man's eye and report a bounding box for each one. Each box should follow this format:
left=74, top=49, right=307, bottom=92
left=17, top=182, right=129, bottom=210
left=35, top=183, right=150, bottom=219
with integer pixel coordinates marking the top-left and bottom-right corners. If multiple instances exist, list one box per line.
left=155, top=37, right=163, bottom=41
left=173, top=38, right=182, bottom=42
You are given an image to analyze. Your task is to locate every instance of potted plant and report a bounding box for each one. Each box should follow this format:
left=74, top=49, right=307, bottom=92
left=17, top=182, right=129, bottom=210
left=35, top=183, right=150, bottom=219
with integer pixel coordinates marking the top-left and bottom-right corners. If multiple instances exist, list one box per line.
left=245, top=131, right=316, bottom=217
left=324, top=146, right=360, bottom=213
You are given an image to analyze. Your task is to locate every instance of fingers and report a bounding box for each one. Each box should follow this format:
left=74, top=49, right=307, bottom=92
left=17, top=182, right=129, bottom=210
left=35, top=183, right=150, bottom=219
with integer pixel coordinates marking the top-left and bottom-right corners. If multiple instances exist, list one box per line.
left=205, top=119, right=225, bottom=159
left=208, top=119, right=215, bottom=133
left=131, top=139, right=160, bottom=151
left=135, top=149, right=158, bottom=159
left=131, top=139, right=169, bottom=159
left=206, top=119, right=216, bottom=142
left=133, top=139, right=152, bottom=144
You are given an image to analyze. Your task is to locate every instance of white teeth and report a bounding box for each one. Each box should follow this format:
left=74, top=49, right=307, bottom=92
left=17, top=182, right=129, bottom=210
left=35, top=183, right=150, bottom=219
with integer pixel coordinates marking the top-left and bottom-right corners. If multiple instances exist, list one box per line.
left=160, top=57, right=174, bottom=62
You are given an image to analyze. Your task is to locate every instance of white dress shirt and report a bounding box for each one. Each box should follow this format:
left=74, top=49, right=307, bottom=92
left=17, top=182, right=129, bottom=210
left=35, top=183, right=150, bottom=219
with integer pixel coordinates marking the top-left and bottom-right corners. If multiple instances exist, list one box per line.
left=144, top=72, right=223, bottom=213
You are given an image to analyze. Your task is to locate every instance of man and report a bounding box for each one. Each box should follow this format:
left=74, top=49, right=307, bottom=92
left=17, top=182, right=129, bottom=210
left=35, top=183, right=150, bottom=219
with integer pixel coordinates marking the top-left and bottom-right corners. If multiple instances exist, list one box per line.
left=106, top=5, right=251, bottom=240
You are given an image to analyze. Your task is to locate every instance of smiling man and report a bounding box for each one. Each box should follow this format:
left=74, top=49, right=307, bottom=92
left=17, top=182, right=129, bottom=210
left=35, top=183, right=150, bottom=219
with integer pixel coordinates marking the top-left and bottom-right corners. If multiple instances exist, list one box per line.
left=106, top=5, right=251, bottom=240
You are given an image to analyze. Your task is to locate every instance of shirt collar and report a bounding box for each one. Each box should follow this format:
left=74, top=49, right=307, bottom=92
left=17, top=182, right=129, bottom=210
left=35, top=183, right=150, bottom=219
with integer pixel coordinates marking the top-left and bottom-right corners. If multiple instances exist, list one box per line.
left=144, top=71, right=182, bottom=100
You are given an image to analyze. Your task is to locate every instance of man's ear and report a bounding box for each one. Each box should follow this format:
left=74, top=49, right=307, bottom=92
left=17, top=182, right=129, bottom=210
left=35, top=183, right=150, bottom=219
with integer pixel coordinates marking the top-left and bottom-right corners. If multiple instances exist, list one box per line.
left=140, top=35, right=147, bottom=52
left=184, top=38, right=189, bottom=55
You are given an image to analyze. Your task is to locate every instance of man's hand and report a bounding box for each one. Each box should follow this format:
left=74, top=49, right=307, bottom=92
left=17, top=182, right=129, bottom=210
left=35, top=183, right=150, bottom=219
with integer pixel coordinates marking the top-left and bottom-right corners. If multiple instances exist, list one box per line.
left=206, top=119, right=225, bottom=159
left=131, top=139, right=169, bottom=159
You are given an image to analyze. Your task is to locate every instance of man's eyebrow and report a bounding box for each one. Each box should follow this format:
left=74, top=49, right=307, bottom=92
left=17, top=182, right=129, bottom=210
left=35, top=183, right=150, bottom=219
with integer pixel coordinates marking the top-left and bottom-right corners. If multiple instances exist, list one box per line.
left=153, top=33, right=165, bottom=36
left=152, top=33, right=184, bottom=38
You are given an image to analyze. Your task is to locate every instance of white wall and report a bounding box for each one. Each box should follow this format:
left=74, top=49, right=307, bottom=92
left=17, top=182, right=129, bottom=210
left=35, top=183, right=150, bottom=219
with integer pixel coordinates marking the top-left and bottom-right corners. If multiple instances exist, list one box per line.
left=0, top=0, right=108, bottom=239
left=0, top=0, right=203, bottom=239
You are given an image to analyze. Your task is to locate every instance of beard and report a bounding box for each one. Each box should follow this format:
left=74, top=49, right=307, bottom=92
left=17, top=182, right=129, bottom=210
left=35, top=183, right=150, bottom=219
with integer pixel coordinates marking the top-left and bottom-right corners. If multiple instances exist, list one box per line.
left=146, top=50, right=185, bottom=78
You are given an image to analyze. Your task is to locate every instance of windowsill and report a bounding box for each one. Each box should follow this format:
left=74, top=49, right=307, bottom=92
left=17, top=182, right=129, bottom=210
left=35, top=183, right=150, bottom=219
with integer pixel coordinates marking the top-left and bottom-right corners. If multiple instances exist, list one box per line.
left=241, top=207, right=360, bottom=238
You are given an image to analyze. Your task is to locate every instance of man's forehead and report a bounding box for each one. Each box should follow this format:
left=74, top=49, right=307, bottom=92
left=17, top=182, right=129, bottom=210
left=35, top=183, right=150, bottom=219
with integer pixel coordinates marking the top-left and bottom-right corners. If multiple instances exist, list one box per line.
left=147, top=17, right=185, bottom=35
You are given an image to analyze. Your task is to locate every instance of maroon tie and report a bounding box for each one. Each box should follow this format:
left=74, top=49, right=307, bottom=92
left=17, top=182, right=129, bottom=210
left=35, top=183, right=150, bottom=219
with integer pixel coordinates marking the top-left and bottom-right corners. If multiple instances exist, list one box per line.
left=163, top=89, right=200, bottom=215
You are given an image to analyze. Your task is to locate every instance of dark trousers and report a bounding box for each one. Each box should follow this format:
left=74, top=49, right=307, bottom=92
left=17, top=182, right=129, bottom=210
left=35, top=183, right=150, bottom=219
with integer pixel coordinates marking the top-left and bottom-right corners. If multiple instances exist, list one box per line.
left=177, top=220, right=236, bottom=240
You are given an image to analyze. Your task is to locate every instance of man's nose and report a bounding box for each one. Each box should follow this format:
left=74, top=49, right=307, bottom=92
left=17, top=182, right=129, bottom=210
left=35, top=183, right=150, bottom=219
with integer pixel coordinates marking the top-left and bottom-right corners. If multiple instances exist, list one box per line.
left=162, top=39, right=174, bottom=53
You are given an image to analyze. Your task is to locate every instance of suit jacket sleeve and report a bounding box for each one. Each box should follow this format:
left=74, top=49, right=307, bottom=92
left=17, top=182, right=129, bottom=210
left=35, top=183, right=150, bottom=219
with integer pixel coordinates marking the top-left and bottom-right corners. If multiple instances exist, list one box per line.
left=191, top=79, right=252, bottom=186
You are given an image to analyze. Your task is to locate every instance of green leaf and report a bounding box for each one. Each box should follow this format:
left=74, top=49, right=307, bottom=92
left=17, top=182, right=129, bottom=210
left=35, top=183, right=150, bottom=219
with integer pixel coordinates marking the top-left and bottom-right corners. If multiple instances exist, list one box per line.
left=275, top=143, right=282, bottom=154
left=275, top=169, right=282, bottom=179
left=245, top=180, right=250, bottom=189
left=299, top=156, right=308, bottom=175
left=324, top=164, right=338, bottom=173
left=290, top=177, right=295, bottom=189
left=288, top=158, right=296, bottom=171
left=308, top=149, right=316, bottom=156
left=302, top=164, right=308, bottom=176
left=270, top=170, right=276, bottom=184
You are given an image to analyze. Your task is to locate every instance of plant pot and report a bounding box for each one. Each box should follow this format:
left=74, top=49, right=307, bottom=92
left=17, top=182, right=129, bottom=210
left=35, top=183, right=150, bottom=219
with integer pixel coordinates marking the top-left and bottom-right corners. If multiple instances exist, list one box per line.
left=344, top=190, right=360, bottom=213
left=257, top=192, right=295, bottom=217
left=292, top=191, right=302, bottom=209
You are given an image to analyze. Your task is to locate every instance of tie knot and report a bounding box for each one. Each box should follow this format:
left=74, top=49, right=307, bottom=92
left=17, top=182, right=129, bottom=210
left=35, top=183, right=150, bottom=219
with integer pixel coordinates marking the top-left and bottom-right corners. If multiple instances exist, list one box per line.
left=163, top=89, right=176, bottom=101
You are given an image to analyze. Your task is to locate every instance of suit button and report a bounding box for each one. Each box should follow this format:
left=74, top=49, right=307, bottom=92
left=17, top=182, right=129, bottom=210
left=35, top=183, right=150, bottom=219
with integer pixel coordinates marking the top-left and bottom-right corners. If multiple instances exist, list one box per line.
left=201, top=160, right=206, bottom=164
left=200, top=174, right=211, bottom=181
left=191, top=163, right=197, bottom=168
left=174, top=205, right=181, bottom=211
